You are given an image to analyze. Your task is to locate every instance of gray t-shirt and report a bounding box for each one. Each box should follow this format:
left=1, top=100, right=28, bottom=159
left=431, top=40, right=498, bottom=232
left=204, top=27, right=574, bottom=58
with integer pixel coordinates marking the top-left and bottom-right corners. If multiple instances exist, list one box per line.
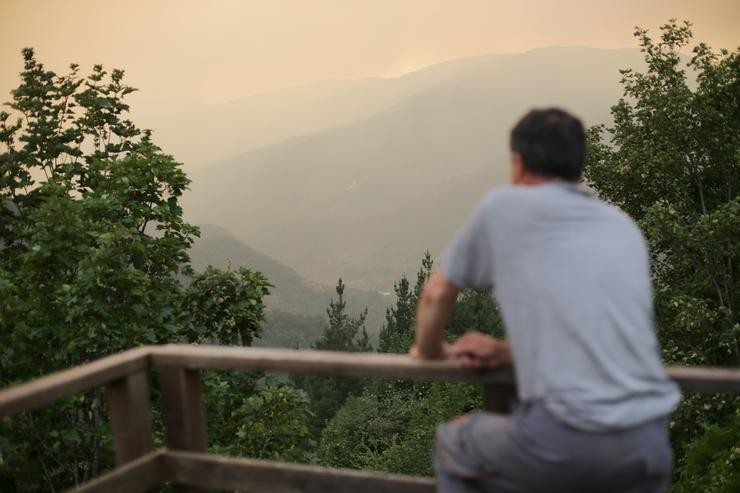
left=440, top=182, right=680, bottom=432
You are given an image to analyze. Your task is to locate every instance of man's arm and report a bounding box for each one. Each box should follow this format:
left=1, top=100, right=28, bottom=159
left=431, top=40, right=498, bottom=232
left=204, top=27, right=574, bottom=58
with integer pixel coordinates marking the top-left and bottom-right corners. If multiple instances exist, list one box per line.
left=448, top=331, right=512, bottom=368
left=410, top=270, right=460, bottom=359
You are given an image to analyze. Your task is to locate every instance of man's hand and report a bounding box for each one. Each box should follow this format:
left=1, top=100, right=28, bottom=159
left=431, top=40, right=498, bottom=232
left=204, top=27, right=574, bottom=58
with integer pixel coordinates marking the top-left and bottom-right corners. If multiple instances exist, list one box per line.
left=448, top=331, right=512, bottom=368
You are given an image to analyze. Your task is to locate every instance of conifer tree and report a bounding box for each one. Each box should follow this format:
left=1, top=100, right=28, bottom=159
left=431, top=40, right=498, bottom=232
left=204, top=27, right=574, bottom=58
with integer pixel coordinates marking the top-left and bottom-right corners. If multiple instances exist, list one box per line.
left=293, top=278, right=372, bottom=437
left=379, top=251, right=434, bottom=353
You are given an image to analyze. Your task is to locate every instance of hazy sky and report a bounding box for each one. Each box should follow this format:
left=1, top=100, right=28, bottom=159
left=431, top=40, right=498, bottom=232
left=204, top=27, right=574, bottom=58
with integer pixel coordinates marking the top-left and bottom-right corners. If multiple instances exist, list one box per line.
left=1, top=0, right=738, bottom=105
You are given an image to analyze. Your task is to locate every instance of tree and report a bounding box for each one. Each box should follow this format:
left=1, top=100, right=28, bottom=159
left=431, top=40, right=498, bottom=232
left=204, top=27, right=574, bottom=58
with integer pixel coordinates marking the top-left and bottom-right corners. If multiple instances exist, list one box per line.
left=448, top=290, right=505, bottom=339
left=671, top=412, right=740, bottom=493
left=179, top=266, right=271, bottom=347
left=0, top=49, right=276, bottom=490
left=313, top=278, right=372, bottom=353
left=318, top=392, right=424, bottom=471
left=0, top=48, right=200, bottom=490
left=293, top=278, right=372, bottom=438
left=378, top=276, right=415, bottom=352
left=204, top=374, right=313, bottom=463
left=318, top=374, right=484, bottom=476
left=670, top=409, right=740, bottom=493
left=379, top=251, right=433, bottom=353
left=585, top=19, right=739, bottom=472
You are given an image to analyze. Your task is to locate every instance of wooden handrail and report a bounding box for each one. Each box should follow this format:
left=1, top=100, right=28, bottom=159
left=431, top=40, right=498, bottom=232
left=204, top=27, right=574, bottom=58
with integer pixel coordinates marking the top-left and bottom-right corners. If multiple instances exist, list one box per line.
left=664, top=366, right=740, bottom=393
left=150, top=344, right=516, bottom=383
left=149, top=344, right=740, bottom=393
left=3, top=344, right=740, bottom=418
left=0, top=347, right=150, bottom=417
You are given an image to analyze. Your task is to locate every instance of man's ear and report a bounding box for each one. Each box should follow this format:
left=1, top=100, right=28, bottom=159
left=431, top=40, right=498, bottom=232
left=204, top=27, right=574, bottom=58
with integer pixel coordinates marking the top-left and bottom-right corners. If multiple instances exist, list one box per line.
left=511, top=152, right=525, bottom=184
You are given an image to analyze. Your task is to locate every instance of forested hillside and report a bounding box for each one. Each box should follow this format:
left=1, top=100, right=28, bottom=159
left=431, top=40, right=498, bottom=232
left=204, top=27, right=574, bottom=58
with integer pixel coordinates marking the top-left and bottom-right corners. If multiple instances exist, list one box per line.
left=189, top=224, right=389, bottom=346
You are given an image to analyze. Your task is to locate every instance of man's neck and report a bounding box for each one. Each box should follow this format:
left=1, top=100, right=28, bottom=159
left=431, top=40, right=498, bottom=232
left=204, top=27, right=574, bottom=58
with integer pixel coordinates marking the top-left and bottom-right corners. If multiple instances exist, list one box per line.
left=515, top=175, right=563, bottom=186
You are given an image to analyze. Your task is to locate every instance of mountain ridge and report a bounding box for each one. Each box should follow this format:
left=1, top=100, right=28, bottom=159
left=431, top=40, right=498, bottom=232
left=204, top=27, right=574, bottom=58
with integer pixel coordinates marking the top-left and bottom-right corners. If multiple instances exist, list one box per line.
left=183, top=47, right=645, bottom=290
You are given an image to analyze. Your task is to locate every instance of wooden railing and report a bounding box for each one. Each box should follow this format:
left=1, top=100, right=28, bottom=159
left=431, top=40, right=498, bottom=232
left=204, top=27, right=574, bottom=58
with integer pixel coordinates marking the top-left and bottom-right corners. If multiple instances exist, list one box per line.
left=1, top=345, right=739, bottom=492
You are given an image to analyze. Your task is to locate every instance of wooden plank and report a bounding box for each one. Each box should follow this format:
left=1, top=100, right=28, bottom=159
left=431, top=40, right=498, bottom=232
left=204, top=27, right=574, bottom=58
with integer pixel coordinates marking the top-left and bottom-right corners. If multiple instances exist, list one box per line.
left=106, top=371, right=155, bottom=465
left=0, top=347, right=150, bottom=417
left=483, top=383, right=517, bottom=414
left=666, top=366, right=740, bottom=394
left=73, top=449, right=168, bottom=493
left=164, top=450, right=436, bottom=493
left=151, top=345, right=516, bottom=386
left=158, top=367, right=209, bottom=493
left=151, top=345, right=740, bottom=394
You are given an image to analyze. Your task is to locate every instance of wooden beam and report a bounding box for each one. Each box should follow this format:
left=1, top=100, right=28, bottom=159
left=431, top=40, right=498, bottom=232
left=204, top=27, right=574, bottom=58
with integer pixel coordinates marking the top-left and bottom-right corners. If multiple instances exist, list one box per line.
left=151, top=345, right=516, bottom=386
left=106, top=371, right=155, bottom=465
left=73, top=449, right=168, bottom=493
left=0, top=347, right=150, bottom=417
left=151, top=345, right=740, bottom=394
left=158, top=367, right=209, bottom=493
left=164, top=450, right=436, bottom=493
left=666, top=366, right=740, bottom=394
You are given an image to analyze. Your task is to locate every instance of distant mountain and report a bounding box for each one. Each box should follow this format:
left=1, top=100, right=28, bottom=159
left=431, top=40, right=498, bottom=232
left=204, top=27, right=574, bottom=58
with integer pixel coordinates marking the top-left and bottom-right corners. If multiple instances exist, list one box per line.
left=189, top=224, right=390, bottom=346
left=183, top=47, right=644, bottom=290
left=136, top=56, right=482, bottom=168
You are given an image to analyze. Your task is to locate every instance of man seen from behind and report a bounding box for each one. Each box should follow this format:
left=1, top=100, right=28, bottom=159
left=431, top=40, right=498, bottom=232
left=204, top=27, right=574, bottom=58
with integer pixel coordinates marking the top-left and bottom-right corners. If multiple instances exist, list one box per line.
left=412, top=108, right=680, bottom=493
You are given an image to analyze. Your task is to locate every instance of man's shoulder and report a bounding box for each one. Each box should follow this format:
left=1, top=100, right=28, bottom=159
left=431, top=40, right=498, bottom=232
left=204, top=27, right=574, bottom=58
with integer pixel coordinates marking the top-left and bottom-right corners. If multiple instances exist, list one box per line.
left=480, top=184, right=574, bottom=213
left=483, top=182, right=586, bottom=201
left=481, top=184, right=642, bottom=231
left=480, top=185, right=533, bottom=208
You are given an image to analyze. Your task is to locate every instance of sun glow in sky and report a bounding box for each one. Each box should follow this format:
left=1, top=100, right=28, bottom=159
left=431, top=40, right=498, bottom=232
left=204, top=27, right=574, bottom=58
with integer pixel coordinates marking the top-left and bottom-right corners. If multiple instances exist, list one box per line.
left=1, top=0, right=738, bottom=105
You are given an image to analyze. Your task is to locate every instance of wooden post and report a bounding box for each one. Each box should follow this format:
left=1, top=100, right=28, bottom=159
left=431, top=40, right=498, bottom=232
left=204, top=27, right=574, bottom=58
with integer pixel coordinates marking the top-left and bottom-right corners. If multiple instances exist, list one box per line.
left=158, top=367, right=208, bottom=493
left=483, top=384, right=516, bottom=414
left=106, top=371, right=155, bottom=466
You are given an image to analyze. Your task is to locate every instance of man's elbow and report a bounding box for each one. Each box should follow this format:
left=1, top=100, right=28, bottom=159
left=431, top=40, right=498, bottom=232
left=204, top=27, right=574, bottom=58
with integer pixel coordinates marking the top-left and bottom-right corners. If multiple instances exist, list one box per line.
left=420, top=272, right=459, bottom=307
left=421, top=285, right=447, bottom=307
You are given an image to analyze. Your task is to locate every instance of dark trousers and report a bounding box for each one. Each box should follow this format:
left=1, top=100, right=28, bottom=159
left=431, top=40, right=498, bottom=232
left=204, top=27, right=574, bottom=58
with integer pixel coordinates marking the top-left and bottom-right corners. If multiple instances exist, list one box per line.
left=434, top=402, right=672, bottom=493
